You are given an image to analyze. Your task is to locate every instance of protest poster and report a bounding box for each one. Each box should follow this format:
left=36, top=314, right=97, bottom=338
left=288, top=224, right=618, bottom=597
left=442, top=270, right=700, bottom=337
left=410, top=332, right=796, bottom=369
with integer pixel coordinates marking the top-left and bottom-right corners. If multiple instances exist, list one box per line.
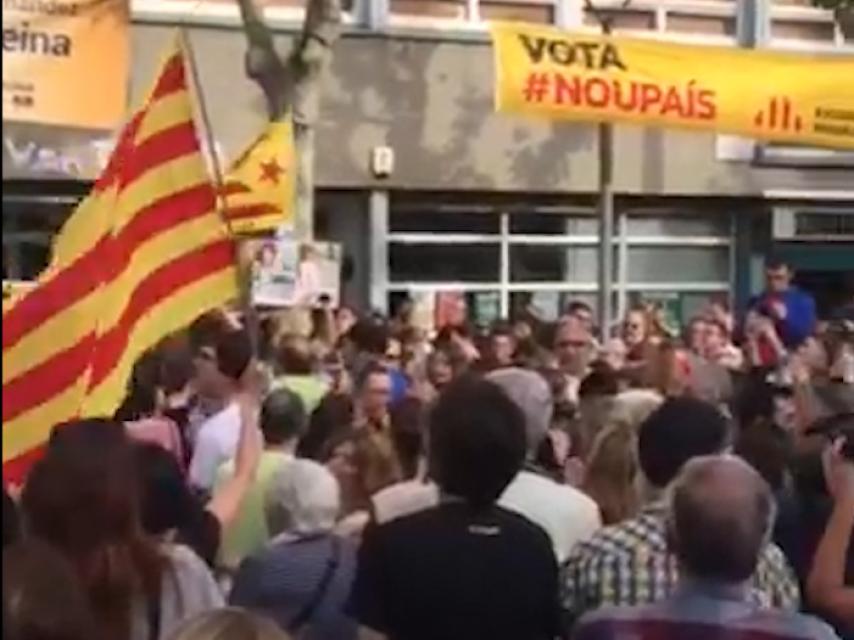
left=249, top=239, right=341, bottom=308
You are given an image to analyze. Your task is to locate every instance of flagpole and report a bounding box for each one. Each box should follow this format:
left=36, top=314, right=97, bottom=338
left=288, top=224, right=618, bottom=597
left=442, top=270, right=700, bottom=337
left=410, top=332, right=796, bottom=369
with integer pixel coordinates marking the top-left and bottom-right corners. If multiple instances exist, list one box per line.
left=180, top=28, right=261, bottom=356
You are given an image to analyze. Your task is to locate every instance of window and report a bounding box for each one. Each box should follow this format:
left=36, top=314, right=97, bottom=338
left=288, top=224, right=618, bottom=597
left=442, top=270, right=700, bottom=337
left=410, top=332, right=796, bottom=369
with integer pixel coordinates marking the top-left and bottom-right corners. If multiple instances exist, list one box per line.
left=627, top=215, right=731, bottom=238
left=389, top=243, right=500, bottom=282
left=626, top=247, right=730, bottom=284
left=380, top=205, right=734, bottom=328
left=2, top=193, right=76, bottom=280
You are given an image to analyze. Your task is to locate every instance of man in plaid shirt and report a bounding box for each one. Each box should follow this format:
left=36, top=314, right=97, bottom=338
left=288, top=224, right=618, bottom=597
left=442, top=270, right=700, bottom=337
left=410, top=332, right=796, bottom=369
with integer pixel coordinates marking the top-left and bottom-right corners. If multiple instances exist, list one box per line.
left=571, top=455, right=838, bottom=640
left=562, top=398, right=800, bottom=630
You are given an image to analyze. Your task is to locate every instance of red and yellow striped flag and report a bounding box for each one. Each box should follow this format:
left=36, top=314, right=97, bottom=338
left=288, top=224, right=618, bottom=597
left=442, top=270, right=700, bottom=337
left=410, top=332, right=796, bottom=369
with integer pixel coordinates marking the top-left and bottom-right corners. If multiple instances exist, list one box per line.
left=2, top=37, right=239, bottom=483
left=221, top=117, right=296, bottom=235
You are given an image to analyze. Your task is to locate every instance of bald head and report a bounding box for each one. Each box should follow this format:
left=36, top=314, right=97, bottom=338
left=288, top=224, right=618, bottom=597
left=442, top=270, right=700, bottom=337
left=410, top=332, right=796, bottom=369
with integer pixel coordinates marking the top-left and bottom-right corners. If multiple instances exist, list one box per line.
left=668, top=455, right=774, bottom=584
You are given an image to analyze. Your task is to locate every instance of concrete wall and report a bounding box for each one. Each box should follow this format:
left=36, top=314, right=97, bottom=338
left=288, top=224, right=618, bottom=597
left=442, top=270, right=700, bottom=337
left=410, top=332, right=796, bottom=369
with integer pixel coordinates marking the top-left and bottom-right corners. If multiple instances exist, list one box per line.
left=15, top=21, right=847, bottom=197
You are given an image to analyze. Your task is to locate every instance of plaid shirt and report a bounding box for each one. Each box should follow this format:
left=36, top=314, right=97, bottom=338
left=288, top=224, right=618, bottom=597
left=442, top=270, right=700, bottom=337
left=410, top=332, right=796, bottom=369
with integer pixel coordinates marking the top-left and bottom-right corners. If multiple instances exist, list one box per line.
left=561, top=502, right=800, bottom=626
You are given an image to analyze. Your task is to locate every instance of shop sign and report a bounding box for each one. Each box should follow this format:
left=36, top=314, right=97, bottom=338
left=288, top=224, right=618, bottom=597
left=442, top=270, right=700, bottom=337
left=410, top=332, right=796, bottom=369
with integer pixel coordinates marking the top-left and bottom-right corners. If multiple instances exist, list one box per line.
left=2, top=125, right=227, bottom=181
left=2, top=131, right=113, bottom=179
left=2, top=0, right=129, bottom=128
left=491, top=22, right=854, bottom=150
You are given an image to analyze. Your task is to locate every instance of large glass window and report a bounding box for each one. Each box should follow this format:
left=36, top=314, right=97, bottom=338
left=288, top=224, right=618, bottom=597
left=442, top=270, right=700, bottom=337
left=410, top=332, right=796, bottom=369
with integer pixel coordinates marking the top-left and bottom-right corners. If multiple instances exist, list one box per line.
left=2, top=192, right=77, bottom=281
left=389, top=243, right=500, bottom=282
left=382, top=204, right=733, bottom=328
left=627, top=247, right=730, bottom=284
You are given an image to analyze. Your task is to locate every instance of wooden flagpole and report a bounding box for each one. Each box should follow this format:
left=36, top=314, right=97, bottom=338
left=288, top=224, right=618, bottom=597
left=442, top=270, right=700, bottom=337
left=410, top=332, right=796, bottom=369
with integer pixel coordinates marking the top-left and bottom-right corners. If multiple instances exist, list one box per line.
left=180, top=28, right=262, bottom=355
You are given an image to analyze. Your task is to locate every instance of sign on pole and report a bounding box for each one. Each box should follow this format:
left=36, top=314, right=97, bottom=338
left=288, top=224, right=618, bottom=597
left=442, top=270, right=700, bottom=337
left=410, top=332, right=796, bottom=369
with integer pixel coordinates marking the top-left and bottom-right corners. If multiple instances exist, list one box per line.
left=491, top=22, right=854, bottom=150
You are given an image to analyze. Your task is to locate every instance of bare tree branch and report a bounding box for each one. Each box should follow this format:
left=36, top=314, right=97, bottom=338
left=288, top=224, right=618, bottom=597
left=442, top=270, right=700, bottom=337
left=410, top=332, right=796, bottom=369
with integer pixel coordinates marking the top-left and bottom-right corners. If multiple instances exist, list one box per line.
left=236, top=0, right=343, bottom=238
left=584, top=0, right=633, bottom=31
left=236, top=0, right=290, bottom=119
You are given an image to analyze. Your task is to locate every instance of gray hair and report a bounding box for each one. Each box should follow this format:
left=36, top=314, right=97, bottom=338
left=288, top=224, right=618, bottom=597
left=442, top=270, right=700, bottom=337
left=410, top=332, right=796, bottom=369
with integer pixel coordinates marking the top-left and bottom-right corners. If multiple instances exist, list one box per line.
left=169, top=608, right=291, bottom=640
left=667, top=455, right=775, bottom=584
left=265, top=459, right=341, bottom=536
left=486, top=368, right=553, bottom=456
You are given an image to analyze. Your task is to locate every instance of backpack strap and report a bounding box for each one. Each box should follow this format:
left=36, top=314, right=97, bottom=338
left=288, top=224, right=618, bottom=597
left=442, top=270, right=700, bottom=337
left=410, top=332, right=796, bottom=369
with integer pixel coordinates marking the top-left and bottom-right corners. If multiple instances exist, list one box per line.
left=288, top=536, right=342, bottom=634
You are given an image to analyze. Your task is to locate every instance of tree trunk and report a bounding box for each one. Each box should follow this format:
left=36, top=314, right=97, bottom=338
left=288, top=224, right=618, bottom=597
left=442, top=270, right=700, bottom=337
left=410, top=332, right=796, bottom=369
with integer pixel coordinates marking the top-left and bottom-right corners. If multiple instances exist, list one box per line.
left=235, top=0, right=342, bottom=240
left=837, top=7, right=854, bottom=40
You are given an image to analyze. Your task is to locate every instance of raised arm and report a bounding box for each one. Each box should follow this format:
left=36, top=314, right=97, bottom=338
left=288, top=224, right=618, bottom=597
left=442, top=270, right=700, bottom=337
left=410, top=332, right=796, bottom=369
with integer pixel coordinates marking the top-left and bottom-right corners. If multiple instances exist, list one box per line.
left=807, top=440, right=854, bottom=627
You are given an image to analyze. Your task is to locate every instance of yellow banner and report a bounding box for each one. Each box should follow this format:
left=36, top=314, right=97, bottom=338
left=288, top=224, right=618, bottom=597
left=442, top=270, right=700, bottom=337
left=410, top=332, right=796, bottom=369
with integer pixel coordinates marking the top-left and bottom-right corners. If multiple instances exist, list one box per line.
left=2, top=0, right=129, bottom=129
left=491, top=22, right=854, bottom=150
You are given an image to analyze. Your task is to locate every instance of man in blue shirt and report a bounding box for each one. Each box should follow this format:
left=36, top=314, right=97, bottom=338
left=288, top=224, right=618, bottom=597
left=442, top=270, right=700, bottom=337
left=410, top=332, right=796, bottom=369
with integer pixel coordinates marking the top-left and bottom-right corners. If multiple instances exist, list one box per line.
left=748, top=258, right=817, bottom=351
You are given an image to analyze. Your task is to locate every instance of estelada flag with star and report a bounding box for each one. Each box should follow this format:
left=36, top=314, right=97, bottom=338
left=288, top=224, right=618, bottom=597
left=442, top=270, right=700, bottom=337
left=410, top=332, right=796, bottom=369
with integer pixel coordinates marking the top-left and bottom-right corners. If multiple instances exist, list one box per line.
left=221, top=116, right=296, bottom=235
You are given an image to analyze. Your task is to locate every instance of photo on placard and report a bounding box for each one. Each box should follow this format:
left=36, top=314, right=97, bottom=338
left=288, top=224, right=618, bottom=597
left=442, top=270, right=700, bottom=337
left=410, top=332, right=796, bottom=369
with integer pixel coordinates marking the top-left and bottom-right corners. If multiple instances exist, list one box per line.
left=249, top=239, right=341, bottom=308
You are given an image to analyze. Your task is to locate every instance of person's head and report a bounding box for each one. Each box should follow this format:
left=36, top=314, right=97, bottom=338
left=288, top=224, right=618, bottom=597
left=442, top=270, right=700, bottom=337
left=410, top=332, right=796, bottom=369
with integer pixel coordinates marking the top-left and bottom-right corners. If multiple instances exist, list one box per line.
left=275, top=334, right=314, bottom=375
left=686, top=317, right=709, bottom=356
left=513, top=319, right=534, bottom=342
left=23, top=419, right=163, bottom=639
left=429, top=377, right=527, bottom=507
left=159, top=339, right=196, bottom=398
left=356, top=362, right=392, bottom=424
left=636, top=341, right=691, bottom=397
left=579, top=361, right=621, bottom=399
left=554, top=316, right=594, bottom=375
left=703, top=318, right=729, bottom=359
left=266, top=459, right=340, bottom=536
left=335, top=306, right=358, bottom=337
left=668, top=455, right=775, bottom=584
left=583, top=424, right=640, bottom=525
left=488, top=323, right=517, bottom=368
left=192, top=328, right=252, bottom=400
left=394, top=297, right=415, bottom=323
left=426, top=349, right=454, bottom=390
left=623, top=308, right=649, bottom=349
left=258, top=242, right=278, bottom=268
left=350, top=317, right=390, bottom=357
left=486, top=368, right=553, bottom=458
left=734, top=421, right=792, bottom=493
left=765, top=258, right=793, bottom=294
left=322, top=431, right=402, bottom=514
left=638, top=397, right=730, bottom=490
left=260, top=388, right=307, bottom=448
left=114, top=350, right=163, bottom=423
left=216, top=328, right=253, bottom=388
left=3, top=540, right=97, bottom=640
left=170, top=609, right=292, bottom=640
left=566, top=300, right=595, bottom=333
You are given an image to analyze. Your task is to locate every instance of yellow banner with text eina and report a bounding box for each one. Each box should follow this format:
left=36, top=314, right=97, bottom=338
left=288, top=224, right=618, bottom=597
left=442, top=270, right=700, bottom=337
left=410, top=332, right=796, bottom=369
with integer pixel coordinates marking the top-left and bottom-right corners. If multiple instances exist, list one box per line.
left=2, top=0, right=129, bottom=129
left=491, top=22, right=854, bottom=150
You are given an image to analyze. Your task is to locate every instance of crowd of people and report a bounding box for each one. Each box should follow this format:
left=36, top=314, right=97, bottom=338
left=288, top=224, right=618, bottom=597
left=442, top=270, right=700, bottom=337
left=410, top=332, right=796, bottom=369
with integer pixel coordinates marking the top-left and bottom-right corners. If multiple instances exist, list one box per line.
left=3, top=256, right=854, bottom=640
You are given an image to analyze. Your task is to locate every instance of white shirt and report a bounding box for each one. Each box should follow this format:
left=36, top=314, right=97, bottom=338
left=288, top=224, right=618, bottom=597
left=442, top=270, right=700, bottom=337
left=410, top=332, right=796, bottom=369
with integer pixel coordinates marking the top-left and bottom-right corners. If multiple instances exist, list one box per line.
left=365, top=471, right=602, bottom=564
left=189, top=402, right=241, bottom=492
left=499, top=470, right=602, bottom=563
left=131, top=544, right=223, bottom=640
left=372, top=480, right=441, bottom=525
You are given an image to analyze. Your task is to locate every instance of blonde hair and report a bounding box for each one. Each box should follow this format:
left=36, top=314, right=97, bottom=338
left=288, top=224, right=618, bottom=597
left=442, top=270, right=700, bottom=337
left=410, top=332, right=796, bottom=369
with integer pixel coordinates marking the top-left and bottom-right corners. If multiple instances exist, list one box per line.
left=582, top=423, right=641, bottom=525
left=169, top=609, right=292, bottom=640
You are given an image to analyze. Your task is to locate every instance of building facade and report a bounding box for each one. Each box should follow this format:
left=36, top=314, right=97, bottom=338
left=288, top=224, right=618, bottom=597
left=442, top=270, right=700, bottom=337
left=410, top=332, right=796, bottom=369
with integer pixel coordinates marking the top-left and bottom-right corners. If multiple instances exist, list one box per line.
left=3, top=0, right=853, bottom=327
